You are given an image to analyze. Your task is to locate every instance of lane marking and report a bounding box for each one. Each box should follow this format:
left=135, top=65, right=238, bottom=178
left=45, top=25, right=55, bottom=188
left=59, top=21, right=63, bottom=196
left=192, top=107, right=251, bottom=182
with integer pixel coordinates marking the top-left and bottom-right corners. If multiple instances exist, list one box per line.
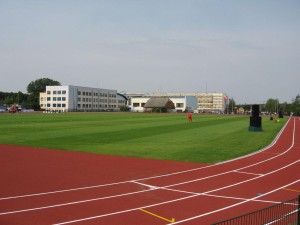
left=131, top=181, right=158, bottom=190
left=52, top=194, right=200, bottom=225
left=283, top=188, right=300, bottom=193
left=139, top=208, right=175, bottom=223
left=260, top=152, right=281, bottom=155
left=0, top=189, right=151, bottom=216
left=50, top=160, right=300, bottom=225
left=52, top=178, right=300, bottom=225
left=233, top=170, right=263, bottom=176
left=167, top=178, right=300, bottom=224
left=0, top=165, right=215, bottom=201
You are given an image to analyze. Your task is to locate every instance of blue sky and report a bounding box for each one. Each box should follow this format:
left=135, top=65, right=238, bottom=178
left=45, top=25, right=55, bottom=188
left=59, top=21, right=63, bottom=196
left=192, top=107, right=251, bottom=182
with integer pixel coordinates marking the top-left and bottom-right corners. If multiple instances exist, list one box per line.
left=0, top=0, right=299, bottom=103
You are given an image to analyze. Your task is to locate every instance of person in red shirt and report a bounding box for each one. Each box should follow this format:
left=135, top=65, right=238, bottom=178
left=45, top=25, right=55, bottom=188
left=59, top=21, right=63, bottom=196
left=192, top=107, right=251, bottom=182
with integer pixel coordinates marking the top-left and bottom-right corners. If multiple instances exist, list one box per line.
left=187, top=112, right=192, bottom=122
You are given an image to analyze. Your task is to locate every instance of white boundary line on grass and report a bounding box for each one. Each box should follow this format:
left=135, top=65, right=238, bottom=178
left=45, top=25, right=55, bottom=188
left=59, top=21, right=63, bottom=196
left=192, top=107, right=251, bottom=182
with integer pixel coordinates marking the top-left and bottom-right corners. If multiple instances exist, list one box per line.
left=0, top=117, right=293, bottom=201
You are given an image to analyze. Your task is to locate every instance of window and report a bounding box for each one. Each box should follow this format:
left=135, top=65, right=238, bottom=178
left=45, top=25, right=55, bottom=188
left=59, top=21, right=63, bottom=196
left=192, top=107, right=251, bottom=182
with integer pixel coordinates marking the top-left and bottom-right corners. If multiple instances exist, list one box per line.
left=53, top=104, right=57, bottom=107
left=47, top=97, right=51, bottom=101
left=133, top=103, right=140, bottom=107
left=47, top=91, right=51, bottom=94
left=141, top=103, right=146, bottom=107
left=53, top=91, right=57, bottom=94
left=47, top=103, right=50, bottom=107
left=62, top=97, right=66, bottom=101
left=57, top=104, right=61, bottom=107
left=78, top=91, right=81, bottom=95
left=62, top=104, right=66, bottom=107
left=53, top=97, right=57, bottom=101
left=62, top=90, right=66, bottom=94
left=176, top=103, right=184, bottom=108
left=78, top=104, right=81, bottom=108
left=78, top=98, right=81, bottom=101
left=58, top=91, right=61, bottom=94
left=57, top=97, right=61, bottom=101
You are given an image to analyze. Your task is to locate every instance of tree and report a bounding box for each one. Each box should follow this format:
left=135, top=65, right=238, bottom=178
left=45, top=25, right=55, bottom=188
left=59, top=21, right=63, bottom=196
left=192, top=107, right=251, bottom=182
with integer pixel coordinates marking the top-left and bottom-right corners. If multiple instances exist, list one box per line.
left=228, top=98, right=236, bottom=113
left=0, top=91, right=29, bottom=107
left=265, top=98, right=279, bottom=114
left=292, top=94, right=300, bottom=116
left=27, top=78, right=61, bottom=110
left=4, top=96, right=14, bottom=105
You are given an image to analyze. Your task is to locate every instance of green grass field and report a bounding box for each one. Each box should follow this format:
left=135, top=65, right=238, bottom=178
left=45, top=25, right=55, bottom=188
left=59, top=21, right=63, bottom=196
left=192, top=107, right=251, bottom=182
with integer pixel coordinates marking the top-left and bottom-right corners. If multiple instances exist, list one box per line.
left=0, top=112, right=287, bottom=163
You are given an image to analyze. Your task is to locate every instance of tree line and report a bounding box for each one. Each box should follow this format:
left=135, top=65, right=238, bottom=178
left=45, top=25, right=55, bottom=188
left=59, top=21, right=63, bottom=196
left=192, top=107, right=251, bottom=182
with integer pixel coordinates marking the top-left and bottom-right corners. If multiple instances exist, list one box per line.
left=228, top=95, right=300, bottom=116
left=0, top=78, right=60, bottom=110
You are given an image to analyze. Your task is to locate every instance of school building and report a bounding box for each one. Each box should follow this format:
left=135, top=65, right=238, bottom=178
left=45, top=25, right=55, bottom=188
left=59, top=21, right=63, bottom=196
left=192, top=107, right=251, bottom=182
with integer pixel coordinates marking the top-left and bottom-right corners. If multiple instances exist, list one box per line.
left=130, top=96, right=197, bottom=112
left=39, top=85, right=127, bottom=112
left=127, top=92, right=227, bottom=113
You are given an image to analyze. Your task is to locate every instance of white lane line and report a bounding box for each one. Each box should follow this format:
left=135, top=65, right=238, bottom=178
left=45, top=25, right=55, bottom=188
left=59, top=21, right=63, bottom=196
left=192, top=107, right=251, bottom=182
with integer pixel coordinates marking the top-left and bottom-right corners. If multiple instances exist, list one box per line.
left=0, top=164, right=216, bottom=201
left=167, top=178, right=300, bottom=225
left=1, top=117, right=293, bottom=201
left=52, top=178, right=300, bottom=225
left=52, top=194, right=202, bottom=225
left=203, top=193, right=283, bottom=205
left=131, top=181, right=158, bottom=190
left=233, top=170, right=264, bottom=176
left=48, top=159, right=299, bottom=225
left=163, top=188, right=283, bottom=205
left=4, top=159, right=298, bottom=216
left=0, top=189, right=150, bottom=216
left=0, top=181, right=129, bottom=201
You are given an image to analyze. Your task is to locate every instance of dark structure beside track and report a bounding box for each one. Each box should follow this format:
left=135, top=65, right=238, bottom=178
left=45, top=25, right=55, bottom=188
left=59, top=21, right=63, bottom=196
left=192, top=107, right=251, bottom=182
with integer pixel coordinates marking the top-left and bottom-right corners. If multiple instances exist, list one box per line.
left=249, top=104, right=262, bottom=132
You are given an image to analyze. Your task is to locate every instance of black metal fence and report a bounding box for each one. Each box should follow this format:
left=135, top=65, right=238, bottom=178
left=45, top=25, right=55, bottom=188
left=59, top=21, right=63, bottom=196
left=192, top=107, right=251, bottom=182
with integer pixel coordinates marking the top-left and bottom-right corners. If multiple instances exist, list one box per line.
left=212, top=195, right=300, bottom=225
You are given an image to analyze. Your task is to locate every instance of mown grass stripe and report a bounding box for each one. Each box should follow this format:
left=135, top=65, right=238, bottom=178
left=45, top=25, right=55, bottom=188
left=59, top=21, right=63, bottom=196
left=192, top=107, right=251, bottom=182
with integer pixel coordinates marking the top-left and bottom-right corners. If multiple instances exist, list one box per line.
left=0, top=113, right=287, bottom=163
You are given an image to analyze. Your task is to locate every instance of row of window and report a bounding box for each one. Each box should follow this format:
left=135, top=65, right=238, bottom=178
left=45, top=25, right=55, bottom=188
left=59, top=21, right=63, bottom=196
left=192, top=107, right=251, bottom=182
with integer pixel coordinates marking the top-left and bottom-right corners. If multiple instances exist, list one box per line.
left=41, top=104, right=66, bottom=108
left=48, top=97, right=66, bottom=101
left=78, top=91, right=116, bottom=98
left=46, top=90, right=67, bottom=95
left=77, top=104, right=117, bottom=108
left=132, top=103, right=146, bottom=107
left=77, top=98, right=117, bottom=103
left=41, top=103, right=119, bottom=109
left=132, top=103, right=185, bottom=107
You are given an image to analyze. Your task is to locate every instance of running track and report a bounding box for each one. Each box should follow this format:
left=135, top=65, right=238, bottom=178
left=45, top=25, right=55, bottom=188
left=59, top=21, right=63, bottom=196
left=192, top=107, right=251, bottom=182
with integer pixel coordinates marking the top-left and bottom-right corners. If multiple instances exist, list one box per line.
left=1, top=117, right=300, bottom=225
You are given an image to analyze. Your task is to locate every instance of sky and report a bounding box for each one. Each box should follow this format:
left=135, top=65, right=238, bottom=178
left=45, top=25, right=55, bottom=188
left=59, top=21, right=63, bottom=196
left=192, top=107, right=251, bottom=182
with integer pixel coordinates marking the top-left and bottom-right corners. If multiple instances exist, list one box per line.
left=0, top=0, right=299, bottom=104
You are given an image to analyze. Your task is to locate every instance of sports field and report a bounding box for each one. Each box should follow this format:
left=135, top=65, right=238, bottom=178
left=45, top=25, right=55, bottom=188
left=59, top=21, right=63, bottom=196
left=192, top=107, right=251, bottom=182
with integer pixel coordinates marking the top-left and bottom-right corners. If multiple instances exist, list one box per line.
left=0, top=112, right=287, bottom=163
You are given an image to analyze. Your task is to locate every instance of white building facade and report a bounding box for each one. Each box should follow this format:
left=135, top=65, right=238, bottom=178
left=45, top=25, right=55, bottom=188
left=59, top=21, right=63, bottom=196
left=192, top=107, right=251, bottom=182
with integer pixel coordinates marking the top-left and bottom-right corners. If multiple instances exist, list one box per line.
left=40, top=85, right=125, bottom=112
left=130, top=96, right=197, bottom=112
left=150, top=93, right=227, bottom=113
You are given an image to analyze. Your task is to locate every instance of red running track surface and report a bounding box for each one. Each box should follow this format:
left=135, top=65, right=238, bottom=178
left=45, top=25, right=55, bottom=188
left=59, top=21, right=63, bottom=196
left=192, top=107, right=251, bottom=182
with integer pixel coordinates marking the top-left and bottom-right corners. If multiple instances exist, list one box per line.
left=1, top=116, right=300, bottom=225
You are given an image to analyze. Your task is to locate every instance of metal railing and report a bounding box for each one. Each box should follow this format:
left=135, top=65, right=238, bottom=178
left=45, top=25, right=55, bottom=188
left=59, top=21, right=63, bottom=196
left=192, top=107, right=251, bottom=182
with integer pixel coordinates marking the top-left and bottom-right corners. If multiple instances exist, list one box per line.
left=212, top=195, right=300, bottom=225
